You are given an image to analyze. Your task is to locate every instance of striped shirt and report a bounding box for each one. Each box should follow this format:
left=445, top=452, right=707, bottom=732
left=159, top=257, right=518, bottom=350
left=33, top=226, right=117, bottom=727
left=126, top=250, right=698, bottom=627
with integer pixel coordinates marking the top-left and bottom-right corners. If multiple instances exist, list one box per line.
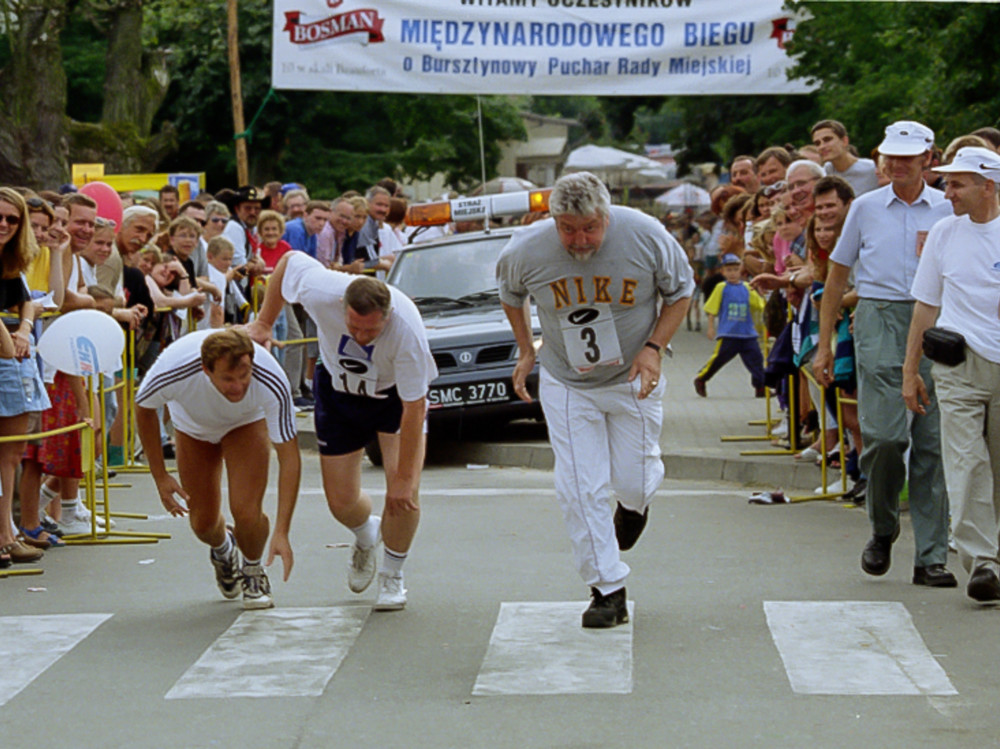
left=135, top=330, right=296, bottom=444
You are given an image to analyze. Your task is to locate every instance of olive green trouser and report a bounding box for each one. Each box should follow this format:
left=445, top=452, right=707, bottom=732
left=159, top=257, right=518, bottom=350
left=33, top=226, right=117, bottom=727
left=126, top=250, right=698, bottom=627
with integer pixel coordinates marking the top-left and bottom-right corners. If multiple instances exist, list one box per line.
left=932, top=348, right=1000, bottom=576
left=854, top=299, right=949, bottom=567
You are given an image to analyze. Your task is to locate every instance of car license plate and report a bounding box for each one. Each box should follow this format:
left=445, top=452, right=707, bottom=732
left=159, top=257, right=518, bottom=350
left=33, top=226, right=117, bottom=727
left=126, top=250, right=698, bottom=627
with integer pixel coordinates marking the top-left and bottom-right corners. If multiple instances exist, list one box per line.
left=428, top=380, right=510, bottom=408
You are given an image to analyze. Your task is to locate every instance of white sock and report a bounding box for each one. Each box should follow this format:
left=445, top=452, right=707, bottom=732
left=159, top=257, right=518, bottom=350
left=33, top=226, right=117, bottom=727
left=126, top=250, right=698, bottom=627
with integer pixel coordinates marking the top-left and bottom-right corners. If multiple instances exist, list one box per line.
left=350, top=516, right=379, bottom=549
left=211, top=532, right=233, bottom=559
left=382, top=547, right=407, bottom=577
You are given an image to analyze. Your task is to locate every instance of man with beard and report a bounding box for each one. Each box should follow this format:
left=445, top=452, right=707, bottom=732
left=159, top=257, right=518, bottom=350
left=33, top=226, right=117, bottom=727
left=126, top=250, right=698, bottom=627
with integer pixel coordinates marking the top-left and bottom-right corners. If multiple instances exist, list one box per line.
left=496, top=172, right=694, bottom=628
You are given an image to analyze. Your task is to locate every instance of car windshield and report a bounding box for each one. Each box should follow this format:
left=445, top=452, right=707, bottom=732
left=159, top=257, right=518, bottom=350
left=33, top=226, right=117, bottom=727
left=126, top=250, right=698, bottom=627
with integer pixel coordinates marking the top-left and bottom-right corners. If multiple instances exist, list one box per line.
left=389, top=234, right=513, bottom=304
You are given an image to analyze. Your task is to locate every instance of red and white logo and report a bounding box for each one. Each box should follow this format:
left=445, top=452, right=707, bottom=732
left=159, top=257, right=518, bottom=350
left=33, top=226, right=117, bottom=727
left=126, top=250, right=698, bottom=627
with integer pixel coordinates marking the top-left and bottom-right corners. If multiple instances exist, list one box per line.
left=284, top=7, right=385, bottom=46
left=770, top=18, right=796, bottom=50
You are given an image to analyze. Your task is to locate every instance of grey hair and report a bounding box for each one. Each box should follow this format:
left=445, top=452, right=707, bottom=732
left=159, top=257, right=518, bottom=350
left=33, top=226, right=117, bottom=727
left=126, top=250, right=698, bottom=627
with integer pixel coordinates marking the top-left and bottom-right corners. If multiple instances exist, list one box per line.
left=121, top=205, right=159, bottom=230
left=284, top=188, right=309, bottom=204
left=365, top=185, right=391, bottom=202
left=204, top=200, right=230, bottom=219
left=549, top=172, right=611, bottom=219
left=786, top=159, right=825, bottom=181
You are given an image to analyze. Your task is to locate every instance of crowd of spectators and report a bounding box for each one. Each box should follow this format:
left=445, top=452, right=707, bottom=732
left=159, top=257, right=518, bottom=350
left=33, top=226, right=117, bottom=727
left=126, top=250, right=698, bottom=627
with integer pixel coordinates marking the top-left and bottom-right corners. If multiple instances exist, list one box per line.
left=0, top=175, right=426, bottom=568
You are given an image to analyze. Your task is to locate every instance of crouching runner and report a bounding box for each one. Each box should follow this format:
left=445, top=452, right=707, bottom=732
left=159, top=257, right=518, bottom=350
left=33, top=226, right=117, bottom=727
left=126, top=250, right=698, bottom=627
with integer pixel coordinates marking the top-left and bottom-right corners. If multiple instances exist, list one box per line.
left=134, top=328, right=300, bottom=609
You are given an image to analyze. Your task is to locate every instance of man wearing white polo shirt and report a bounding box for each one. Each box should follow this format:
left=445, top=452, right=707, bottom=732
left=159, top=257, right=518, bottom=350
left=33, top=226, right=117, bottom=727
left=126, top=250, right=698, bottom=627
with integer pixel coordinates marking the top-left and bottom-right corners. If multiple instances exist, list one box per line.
left=903, top=147, right=1000, bottom=603
left=814, top=120, right=956, bottom=588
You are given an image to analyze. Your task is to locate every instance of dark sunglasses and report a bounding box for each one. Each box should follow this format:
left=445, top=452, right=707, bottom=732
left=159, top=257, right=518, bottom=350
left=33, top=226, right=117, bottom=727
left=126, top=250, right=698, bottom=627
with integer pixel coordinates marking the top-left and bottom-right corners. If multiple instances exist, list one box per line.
left=762, top=181, right=787, bottom=198
left=0, top=213, right=21, bottom=226
left=95, top=217, right=117, bottom=229
left=26, top=197, right=52, bottom=210
left=210, top=217, right=228, bottom=224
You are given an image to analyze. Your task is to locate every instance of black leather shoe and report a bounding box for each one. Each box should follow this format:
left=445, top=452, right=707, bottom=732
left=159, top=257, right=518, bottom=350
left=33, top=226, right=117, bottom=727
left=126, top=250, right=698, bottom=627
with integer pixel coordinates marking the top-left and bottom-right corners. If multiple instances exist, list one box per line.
left=582, top=587, right=629, bottom=629
left=861, top=526, right=899, bottom=576
left=967, top=568, right=1000, bottom=603
left=614, top=503, right=648, bottom=551
left=913, top=564, right=958, bottom=587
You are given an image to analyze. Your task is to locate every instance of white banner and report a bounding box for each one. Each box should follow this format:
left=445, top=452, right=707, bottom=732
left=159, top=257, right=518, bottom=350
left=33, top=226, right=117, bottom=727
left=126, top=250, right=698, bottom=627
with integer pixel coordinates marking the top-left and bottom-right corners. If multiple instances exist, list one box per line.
left=271, top=0, right=813, bottom=96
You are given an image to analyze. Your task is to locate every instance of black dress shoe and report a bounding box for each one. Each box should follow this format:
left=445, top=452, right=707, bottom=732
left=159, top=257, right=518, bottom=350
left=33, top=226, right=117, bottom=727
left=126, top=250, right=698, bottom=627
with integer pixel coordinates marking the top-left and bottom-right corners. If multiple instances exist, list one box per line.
left=861, top=526, right=899, bottom=576
left=967, top=568, right=1000, bottom=603
left=913, top=564, right=958, bottom=587
left=614, top=503, right=648, bottom=551
left=582, top=587, right=629, bottom=629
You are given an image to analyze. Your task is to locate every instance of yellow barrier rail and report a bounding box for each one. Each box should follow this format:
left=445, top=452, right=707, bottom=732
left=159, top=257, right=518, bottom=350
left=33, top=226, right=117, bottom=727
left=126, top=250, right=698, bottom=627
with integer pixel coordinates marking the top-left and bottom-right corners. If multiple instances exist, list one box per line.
left=786, top=366, right=849, bottom=503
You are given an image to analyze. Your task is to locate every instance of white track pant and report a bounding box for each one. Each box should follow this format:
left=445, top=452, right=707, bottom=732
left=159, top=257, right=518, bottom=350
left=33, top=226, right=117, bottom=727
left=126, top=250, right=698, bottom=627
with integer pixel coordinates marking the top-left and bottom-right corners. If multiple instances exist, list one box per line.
left=539, top=367, right=665, bottom=593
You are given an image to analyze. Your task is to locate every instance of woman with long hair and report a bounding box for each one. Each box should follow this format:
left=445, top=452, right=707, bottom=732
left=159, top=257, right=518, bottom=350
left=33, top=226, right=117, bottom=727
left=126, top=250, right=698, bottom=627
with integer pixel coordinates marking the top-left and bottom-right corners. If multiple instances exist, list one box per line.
left=0, top=188, right=50, bottom=565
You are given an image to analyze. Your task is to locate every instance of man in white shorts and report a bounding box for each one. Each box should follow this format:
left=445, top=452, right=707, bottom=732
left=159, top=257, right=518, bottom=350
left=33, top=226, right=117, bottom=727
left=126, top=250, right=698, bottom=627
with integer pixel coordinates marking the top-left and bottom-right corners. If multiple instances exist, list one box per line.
left=497, top=172, right=695, bottom=628
left=134, top=328, right=300, bottom=609
left=246, top=252, right=436, bottom=610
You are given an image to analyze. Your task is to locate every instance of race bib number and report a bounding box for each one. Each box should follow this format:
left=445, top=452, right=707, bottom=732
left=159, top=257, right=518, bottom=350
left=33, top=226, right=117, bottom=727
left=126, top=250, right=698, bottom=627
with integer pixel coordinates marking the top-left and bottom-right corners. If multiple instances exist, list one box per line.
left=559, top=306, right=623, bottom=373
left=330, top=335, right=384, bottom=399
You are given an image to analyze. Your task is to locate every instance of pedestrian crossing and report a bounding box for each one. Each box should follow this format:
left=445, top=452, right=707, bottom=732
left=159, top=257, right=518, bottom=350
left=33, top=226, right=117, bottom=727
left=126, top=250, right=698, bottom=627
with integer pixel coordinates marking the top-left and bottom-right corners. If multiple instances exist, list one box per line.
left=0, top=600, right=956, bottom=706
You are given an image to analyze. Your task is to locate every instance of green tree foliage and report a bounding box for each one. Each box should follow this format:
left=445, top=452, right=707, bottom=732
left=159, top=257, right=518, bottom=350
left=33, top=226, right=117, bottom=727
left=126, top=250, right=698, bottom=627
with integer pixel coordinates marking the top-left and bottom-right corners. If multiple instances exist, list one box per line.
left=786, top=1, right=1000, bottom=151
left=145, top=0, right=525, bottom=195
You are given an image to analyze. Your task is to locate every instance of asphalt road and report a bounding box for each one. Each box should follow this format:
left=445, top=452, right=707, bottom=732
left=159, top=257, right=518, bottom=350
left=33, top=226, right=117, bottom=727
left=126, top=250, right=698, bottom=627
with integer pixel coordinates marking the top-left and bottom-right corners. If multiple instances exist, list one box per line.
left=1, top=453, right=996, bottom=749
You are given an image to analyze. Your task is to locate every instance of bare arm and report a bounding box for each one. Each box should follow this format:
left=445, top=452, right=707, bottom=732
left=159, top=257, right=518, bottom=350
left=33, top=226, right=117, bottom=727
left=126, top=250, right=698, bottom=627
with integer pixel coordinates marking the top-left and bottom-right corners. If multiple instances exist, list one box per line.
left=267, top=437, right=301, bottom=580
left=630, top=294, right=691, bottom=399
left=135, top=405, right=189, bottom=516
left=502, top=299, right=536, bottom=403
left=384, top=397, right=427, bottom=515
left=813, top=261, right=851, bottom=387
left=902, top=301, right=940, bottom=415
left=245, top=252, right=290, bottom=345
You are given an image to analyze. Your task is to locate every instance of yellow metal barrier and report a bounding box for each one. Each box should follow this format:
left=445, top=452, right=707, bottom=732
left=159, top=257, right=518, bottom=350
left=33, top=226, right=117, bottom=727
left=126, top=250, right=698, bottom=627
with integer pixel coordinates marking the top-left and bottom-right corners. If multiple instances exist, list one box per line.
left=721, top=332, right=779, bottom=443
left=786, top=366, right=849, bottom=503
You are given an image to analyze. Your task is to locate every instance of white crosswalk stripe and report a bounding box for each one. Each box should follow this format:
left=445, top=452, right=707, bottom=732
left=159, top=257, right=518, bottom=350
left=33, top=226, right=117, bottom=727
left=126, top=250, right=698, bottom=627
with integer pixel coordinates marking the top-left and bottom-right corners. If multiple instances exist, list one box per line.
left=165, top=606, right=369, bottom=700
left=764, top=601, right=958, bottom=696
left=0, top=613, right=112, bottom=707
left=472, top=601, right=636, bottom=696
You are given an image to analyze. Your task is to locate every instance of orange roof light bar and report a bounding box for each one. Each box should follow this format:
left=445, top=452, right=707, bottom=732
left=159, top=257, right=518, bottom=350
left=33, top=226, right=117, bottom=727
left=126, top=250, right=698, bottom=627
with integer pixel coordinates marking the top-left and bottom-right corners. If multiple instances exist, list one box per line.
left=405, top=188, right=552, bottom=227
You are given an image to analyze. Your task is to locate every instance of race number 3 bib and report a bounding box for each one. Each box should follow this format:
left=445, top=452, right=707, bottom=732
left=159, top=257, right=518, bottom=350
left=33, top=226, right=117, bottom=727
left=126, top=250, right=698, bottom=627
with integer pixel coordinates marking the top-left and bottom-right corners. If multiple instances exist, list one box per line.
left=559, top=306, right=623, bottom=373
left=331, top=335, right=385, bottom=399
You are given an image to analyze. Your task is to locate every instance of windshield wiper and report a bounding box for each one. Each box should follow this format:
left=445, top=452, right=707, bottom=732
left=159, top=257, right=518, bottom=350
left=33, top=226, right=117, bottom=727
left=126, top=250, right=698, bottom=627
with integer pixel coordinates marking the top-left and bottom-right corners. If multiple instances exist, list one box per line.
left=456, top=289, right=500, bottom=303
left=412, top=295, right=474, bottom=307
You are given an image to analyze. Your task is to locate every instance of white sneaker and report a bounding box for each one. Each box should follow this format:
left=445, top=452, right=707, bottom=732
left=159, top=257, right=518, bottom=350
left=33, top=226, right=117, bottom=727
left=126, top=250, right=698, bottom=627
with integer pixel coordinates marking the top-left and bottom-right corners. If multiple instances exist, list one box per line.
left=771, top=420, right=789, bottom=438
left=241, top=562, right=274, bottom=610
left=73, top=500, right=115, bottom=529
left=347, top=516, right=380, bottom=593
left=56, top=515, right=93, bottom=536
left=814, top=479, right=843, bottom=495
left=795, top=447, right=822, bottom=463
left=374, top=572, right=407, bottom=611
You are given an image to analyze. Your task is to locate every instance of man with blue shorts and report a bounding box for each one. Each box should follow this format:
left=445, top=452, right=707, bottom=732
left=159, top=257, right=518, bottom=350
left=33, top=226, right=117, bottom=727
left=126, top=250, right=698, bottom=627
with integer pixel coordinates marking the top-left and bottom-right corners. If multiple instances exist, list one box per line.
left=247, top=252, right=436, bottom=610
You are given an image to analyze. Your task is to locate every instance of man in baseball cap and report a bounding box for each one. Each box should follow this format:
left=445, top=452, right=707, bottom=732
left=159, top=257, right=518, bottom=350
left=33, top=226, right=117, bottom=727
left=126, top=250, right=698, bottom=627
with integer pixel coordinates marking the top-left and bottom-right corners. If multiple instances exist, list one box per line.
left=904, top=144, right=1000, bottom=602
left=815, top=119, right=957, bottom=590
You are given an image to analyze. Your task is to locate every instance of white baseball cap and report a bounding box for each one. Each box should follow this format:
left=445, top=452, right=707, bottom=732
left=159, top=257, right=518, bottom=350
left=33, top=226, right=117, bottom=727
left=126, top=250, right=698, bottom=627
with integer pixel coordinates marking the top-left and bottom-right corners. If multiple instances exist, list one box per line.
left=932, top=146, right=1000, bottom=181
left=877, top=120, right=935, bottom=156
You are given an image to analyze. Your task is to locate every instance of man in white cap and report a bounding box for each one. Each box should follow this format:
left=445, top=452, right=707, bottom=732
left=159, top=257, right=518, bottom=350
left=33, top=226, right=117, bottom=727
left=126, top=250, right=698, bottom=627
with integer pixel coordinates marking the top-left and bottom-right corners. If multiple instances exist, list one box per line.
left=814, top=120, right=956, bottom=588
left=902, top=146, right=1000, bottom=602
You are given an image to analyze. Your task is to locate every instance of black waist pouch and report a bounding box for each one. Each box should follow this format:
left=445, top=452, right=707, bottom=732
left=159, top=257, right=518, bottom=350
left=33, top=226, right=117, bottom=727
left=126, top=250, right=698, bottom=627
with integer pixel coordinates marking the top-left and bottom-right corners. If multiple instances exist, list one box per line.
left=922, top=327, right=966, bottom=366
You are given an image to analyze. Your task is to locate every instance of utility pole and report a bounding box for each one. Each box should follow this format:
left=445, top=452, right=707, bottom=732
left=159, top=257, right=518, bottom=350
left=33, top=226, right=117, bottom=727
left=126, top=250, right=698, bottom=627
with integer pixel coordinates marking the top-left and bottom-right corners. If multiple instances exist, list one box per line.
left=227, top=0, right=249, bottom=185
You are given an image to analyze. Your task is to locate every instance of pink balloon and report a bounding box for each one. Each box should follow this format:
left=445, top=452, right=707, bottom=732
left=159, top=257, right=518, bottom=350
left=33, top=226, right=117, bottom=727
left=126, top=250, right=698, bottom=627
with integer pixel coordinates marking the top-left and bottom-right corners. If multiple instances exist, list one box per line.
left=78, top=181, right=124, bottom=233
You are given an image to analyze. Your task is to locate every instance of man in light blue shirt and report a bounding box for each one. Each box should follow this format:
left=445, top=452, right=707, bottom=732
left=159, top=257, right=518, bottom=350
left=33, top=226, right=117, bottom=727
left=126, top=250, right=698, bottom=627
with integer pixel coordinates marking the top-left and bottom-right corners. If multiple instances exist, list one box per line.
left=814, top=120, right=956, bottom=589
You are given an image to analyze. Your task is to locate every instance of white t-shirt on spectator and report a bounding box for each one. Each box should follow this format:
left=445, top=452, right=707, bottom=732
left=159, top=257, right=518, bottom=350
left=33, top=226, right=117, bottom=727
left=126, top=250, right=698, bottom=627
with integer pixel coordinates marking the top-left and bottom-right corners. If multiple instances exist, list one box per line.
left=911, top=213, right=1000, bottom=364
left=135, top=329, right=296, bottom=444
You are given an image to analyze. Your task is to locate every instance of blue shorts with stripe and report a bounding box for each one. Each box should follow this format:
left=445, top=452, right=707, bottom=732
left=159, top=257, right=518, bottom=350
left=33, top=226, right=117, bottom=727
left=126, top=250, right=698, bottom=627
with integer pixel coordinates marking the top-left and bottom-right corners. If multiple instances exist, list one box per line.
left=313, top=363, right=402, bottom=456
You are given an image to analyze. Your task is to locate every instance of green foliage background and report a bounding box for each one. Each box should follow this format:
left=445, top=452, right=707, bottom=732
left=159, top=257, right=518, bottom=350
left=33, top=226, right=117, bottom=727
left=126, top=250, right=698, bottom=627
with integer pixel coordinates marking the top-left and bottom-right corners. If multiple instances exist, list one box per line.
left=19, top=1, right=1000, bottom=190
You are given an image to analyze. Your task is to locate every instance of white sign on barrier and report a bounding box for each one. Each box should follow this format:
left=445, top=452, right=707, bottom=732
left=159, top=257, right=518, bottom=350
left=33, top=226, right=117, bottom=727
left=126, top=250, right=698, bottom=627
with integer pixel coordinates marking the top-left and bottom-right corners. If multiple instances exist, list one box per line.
left=271, top=0, right=813, bottom=96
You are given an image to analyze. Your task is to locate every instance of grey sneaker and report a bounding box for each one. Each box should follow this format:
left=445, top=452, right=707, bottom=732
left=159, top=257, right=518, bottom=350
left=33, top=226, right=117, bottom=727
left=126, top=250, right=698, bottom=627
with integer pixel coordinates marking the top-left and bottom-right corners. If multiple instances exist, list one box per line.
left=347, top=516, right=380, bottom=593
left=373, top=572, right=407, bottom=611
left=210, top=531, right=241, bottom=600
left=241, top=562, right=274, bottom=610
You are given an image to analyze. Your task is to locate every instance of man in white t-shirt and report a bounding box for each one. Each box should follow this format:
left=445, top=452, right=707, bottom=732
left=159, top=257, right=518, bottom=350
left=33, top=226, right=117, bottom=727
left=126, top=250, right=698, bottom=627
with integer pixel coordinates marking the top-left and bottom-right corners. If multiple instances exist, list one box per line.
left=246, top=252, right=437, bottom=611
left=903, top=146, right=1000, bottom=603
left=134, top=329, right=300, bottom=609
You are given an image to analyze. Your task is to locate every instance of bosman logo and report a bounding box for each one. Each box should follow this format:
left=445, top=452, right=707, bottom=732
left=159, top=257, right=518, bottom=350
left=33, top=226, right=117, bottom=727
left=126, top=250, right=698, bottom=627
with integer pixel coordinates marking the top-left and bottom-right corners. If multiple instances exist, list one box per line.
left=284, top=5, right=385, bottom=46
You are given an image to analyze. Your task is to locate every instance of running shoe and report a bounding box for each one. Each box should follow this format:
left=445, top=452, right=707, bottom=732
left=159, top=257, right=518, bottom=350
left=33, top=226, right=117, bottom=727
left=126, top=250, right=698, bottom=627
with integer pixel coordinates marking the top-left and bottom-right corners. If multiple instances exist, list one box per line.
left=373, top=572, right=407, bottom=611
left=241, top=562, right=274, bottom=610
left=210, top=531, right=241, bottom=600
left=347, top=516, right=380, bottom=593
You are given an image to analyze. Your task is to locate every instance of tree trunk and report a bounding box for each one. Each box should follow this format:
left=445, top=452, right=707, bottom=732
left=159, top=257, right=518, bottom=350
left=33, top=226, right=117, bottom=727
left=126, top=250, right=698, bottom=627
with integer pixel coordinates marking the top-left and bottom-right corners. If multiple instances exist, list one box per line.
left=0, top=0, right=70, bottom=188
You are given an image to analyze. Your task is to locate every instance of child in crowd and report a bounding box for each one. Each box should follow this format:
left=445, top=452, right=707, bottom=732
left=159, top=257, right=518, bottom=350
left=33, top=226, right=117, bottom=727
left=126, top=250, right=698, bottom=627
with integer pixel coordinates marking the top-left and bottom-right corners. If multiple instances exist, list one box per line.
left=694, top=253, right=766, bottom=398
left=256, top=209, right=293, bottom=363
left=205, top=236, right=248, bottom=327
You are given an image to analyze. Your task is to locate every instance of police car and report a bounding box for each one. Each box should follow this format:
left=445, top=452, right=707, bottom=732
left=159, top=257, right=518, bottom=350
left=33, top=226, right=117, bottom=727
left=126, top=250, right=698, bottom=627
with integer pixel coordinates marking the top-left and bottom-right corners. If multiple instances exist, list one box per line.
left=388, top=189, right=549, bottom=432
